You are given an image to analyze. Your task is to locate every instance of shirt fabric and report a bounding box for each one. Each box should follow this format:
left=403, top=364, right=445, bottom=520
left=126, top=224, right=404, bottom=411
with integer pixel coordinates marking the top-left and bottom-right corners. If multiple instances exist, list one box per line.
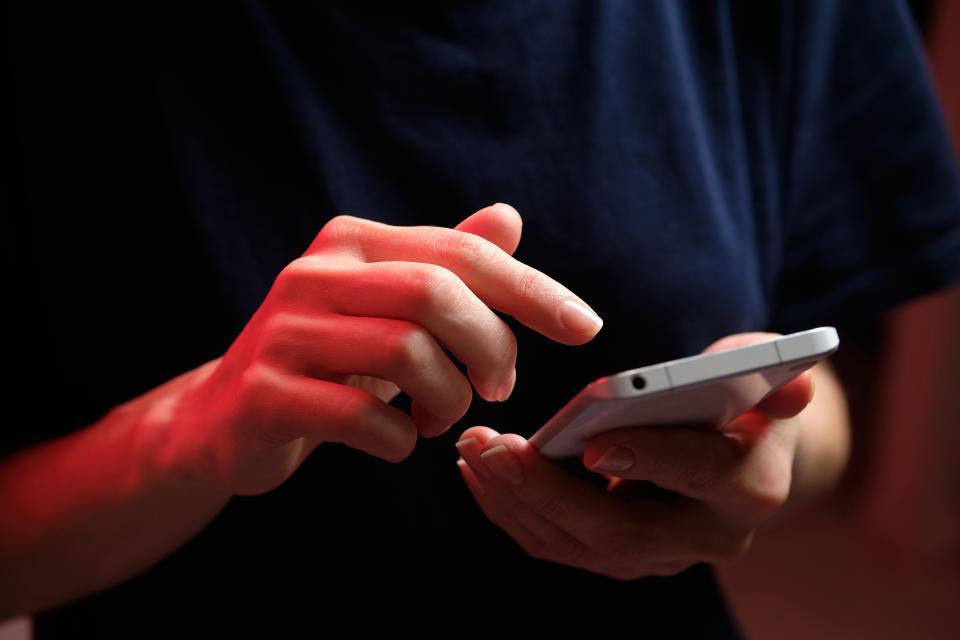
left=5, top=1, right=960, bottom=637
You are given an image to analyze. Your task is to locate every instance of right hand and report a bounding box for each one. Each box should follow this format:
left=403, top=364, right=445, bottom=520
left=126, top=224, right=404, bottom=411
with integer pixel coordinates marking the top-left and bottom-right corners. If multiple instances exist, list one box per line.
left=169, top=204, right=603, bottom=496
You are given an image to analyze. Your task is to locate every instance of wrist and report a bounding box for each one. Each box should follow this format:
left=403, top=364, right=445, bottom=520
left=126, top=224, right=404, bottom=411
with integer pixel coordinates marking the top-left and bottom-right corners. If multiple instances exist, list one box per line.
left=134, top=359, right=233, bottom=503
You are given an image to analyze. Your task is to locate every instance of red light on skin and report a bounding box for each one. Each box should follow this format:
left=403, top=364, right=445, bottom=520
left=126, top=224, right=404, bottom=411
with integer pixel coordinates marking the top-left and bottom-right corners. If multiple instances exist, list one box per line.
left=723, top=409, right=774, bottom=445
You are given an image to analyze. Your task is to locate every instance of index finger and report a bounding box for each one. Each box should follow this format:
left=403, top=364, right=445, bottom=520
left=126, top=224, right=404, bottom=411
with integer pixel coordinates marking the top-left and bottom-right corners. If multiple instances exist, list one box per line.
left=312, top=215, right=603, bottom=345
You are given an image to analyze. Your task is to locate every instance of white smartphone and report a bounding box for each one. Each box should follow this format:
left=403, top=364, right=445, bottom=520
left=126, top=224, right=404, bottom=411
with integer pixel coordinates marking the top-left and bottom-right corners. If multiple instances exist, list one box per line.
left=529, top=327, right=839, bottom=459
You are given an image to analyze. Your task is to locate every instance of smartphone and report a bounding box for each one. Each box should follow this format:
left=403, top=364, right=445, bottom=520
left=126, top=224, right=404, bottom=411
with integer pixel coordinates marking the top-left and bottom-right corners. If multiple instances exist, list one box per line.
left=529, top=327, right=839, bottom=459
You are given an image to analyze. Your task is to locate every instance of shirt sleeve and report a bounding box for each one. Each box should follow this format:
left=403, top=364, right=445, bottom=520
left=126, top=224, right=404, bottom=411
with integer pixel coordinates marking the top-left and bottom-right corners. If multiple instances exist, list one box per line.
left=772, top=0, right=960, bottom=332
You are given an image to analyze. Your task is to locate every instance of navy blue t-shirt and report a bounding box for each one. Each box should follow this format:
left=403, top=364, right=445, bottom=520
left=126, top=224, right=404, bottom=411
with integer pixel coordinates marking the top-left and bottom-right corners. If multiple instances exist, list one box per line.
left=6, top=1, right=960, bottom=637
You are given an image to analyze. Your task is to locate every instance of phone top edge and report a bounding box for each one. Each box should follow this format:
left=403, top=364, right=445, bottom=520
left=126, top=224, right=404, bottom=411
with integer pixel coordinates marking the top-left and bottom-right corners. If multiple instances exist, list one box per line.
left=775, top=326, right=839, bottom=361
left=583, top=327, right=838, bottom=399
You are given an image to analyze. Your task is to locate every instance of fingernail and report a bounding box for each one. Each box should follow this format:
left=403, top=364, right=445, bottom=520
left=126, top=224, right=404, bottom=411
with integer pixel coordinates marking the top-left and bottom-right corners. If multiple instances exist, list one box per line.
left=456, top=437, right=493, bottom=478
left=480, top=445, right=523, bottom=484
left=496, top=368, right=517, bottom=402
left=559, top=300, right=603, bottom=338
left=455, top=437, right=478, bottom=451
left=589, top=446, right=634, bottom=473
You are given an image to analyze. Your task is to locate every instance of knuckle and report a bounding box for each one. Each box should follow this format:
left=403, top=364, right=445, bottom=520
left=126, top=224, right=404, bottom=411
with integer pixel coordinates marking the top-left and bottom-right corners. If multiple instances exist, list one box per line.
left=439, top=231, right=499, bottom=267
left=251, top=316, right=287, bottom=363
left=384, top=324, right=435, bottom=374
left=274, top=256, right=326, bottom=297
left=736, top=463, right=792, bottom=519
left=635, top=450, right=669, bottom=483
left=260, top=311, right=302, bottom=344
left=742, top=479, right=791, bottom=519
left=513, top=268, right=551, bottom=302
left=236, top=364, right=280, bottom=418
left=534, top=493, right=569, bottom=521
left=398, top=263, right=463, bottom=311
left=307, top=215, right=371, bottom=257
left=338, top=388, right=382, bottom=427
left=319, top=215, right=359, bottom=246
left=658, top=435, right=740, bottom=497
left=677, top=437, right=738, bottom=494
left=420, top=264, right=462, bottom=307
left=238, top=363, right=275, bottom=396
left=676, top=467, right=718, bottom=494
left=331, top=388, right=415, bottom=461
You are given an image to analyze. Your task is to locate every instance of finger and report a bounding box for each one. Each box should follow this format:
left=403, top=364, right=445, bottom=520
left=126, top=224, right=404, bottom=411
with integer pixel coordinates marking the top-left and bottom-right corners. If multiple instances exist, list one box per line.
left=755, top=370, right=813, bottom=419
left=456, top=427, right=550, bottom=546
left=453, top=203, right=523, bottom=255
left=472, top=433, right=626, bottom=546
left=456, top=430, right=590, bottom=562
left=310, top=215, right=603, bottom=345
left=456, top=458, right=486, bottom=496
left=702, top=331, right=814, bottom=419
left=258, top=313, right=472, bottom=436
left=243, top=365, right=417, bottom=461
left=460, top=433, right=746, bottom=570
left=583, top=426, right=791, bottom=523
left=584, top=427, right=743, bottom=496
left=275, top=259, right=517, bottom=402
left=457, top=457, right=563, bottom=558
left=454, top=425, right=501, bottom=480
left=457, top=430, right=751, bottom=570
left=701, top=332, right=815, bottom=419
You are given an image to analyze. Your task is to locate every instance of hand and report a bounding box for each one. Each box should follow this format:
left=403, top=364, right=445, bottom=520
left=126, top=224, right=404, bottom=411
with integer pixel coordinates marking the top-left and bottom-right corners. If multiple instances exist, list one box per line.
left=455, top=333, right=818, bottom=580
left=169, top=204, right=603, bottom=496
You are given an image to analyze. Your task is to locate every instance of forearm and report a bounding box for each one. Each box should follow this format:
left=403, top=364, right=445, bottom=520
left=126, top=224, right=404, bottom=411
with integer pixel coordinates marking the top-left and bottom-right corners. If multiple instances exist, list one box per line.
left=0, top=360, right=231, bottom=619
left=783, top=361, right=851, bottom=512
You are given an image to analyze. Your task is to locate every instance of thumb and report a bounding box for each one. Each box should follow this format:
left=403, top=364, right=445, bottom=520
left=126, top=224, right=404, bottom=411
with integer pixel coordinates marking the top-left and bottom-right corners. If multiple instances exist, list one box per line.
left=454, top=203, right=523, bottom=255
left=701, top=332, right=814, bottom=420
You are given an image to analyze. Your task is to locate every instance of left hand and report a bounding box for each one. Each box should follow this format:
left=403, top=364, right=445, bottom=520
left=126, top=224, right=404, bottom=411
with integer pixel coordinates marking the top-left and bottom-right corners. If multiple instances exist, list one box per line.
left=455, top=332, right=816, bottom=580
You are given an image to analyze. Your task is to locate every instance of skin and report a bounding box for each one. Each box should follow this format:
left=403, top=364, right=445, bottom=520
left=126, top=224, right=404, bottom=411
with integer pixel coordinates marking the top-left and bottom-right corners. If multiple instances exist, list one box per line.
left=0, top=204, right=850, bottom=617
left=455, top=345, right=851, bottom=580
left=0, top=204, right=600, bottom=617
